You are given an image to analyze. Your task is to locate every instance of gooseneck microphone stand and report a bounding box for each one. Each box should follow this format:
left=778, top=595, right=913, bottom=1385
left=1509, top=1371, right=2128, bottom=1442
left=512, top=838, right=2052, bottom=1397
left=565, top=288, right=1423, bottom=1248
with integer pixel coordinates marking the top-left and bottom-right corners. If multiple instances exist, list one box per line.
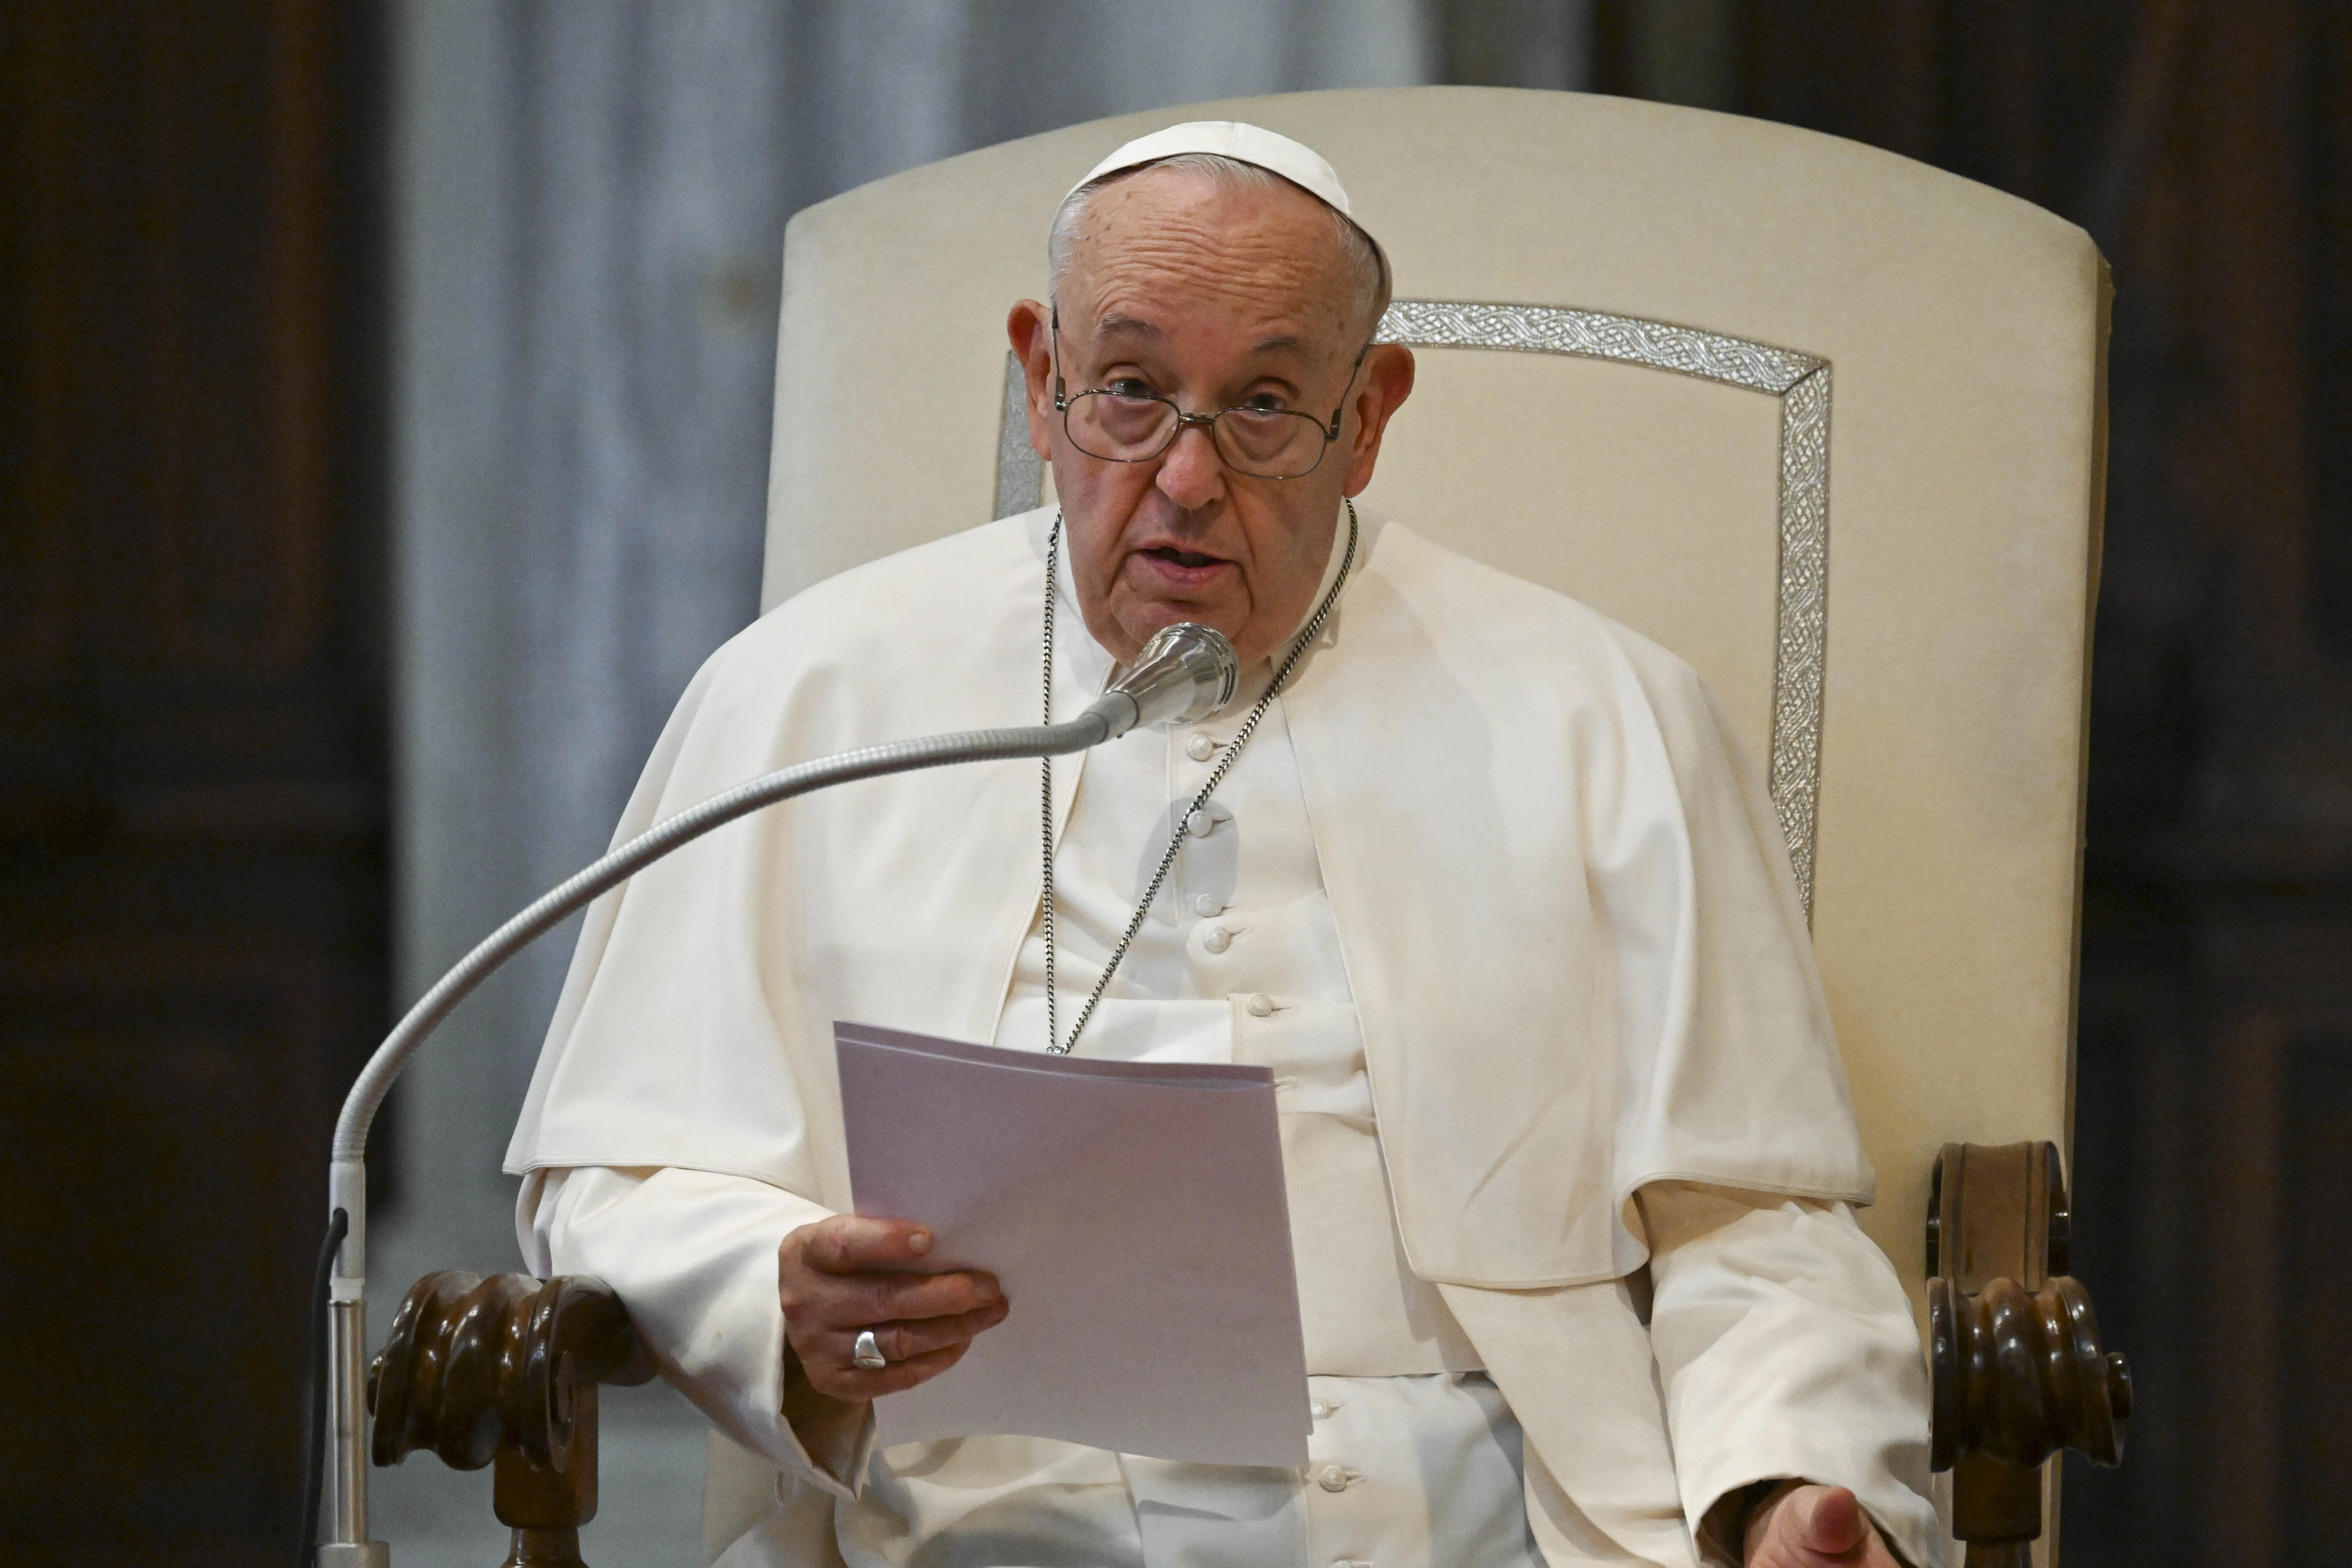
left=310, top=624, right=1239, bottom=1566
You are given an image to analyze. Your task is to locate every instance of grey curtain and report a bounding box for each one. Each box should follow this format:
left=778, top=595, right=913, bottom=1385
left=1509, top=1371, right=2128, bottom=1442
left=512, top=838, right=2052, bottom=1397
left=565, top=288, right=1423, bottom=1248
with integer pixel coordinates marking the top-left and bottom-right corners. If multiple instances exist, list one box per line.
left=380, top=3, right=1583, bottom=1558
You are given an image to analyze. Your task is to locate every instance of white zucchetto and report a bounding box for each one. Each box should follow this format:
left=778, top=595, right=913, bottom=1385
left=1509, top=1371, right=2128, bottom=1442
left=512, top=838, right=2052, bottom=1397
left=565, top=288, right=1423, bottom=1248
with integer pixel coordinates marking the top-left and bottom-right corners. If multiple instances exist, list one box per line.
left=1073, top=120, right=1360, bottom=222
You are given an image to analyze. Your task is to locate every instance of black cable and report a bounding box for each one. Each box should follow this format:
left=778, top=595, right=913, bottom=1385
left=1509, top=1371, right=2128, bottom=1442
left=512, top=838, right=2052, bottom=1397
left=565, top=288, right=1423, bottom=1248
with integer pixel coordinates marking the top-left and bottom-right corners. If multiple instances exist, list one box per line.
left=299, top=1207, right=350, bottom=1568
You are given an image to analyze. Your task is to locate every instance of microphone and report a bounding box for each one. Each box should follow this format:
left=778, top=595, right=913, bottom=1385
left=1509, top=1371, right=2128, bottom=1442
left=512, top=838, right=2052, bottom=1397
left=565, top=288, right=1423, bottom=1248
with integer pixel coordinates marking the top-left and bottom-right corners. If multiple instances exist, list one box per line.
left=310, top=619, right=1237, bottom=1562
left=1079, top=622, right=1241, bottom=738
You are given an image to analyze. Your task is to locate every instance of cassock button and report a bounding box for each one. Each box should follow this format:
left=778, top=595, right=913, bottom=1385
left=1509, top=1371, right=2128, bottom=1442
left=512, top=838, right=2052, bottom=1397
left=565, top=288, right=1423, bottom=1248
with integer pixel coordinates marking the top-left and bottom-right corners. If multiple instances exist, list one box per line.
left=1246, top=994, right=1274, bottom=1017
left=1314, top=1463, right=1355, bottom=1493
left=1186, top=733, right=1218, bottom=761
left=1185, top=808, right=1214, bottom=838
left=1203, top=927, right=1233, bottom=954
left=1192, top=895, right=1224, bottom=918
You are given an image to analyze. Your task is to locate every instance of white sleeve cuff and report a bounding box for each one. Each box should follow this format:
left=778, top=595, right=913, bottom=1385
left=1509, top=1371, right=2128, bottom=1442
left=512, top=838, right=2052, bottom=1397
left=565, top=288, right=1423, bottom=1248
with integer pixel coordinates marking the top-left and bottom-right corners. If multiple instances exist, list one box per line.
left=1637, top=1179, right=1947, bottom=1568
left=523, top=1164, right=877, bottom=1501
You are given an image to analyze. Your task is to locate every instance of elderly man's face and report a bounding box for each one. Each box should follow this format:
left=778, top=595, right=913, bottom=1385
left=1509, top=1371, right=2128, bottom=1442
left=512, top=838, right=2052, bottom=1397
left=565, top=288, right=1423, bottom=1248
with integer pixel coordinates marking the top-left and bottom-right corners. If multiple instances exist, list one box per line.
left=1009, top=169, right=1414, bottom=668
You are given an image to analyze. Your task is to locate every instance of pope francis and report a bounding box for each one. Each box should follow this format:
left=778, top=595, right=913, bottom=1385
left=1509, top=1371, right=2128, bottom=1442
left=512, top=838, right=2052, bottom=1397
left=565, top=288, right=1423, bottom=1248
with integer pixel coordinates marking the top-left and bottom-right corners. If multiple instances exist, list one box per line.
left=506, top=123, right=1945, bottom=1568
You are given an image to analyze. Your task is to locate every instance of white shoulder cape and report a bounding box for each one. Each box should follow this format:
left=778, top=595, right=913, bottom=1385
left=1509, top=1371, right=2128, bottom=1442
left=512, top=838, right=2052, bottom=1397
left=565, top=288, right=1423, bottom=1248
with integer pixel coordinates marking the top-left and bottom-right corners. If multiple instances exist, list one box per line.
left=507, top=508, right=1871, bottom=1287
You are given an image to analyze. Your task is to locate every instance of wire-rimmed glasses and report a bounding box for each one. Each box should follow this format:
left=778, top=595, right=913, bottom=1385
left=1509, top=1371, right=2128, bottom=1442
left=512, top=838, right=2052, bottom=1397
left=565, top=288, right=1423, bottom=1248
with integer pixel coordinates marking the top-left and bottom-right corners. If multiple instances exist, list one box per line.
left=1051, top=314, right=1371, bottom=480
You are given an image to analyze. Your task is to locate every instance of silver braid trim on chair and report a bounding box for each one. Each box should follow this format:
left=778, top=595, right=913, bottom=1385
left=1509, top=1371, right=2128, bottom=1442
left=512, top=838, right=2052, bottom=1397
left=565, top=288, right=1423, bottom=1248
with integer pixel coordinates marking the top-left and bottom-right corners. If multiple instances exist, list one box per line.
left=1378, top=299, right=1822, bottom=394
left=1374, top=299, right=1832, bottom=921
left=1039, top=501, right=1360, bottom=1056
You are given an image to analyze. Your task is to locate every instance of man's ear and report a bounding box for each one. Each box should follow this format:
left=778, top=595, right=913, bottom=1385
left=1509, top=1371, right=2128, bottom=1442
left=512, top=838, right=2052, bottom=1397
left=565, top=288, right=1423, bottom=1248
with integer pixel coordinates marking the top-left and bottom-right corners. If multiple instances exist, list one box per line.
left=1007, top=300, right=1056, bottom=460
left=1341, top=342, right=1416, bottom=498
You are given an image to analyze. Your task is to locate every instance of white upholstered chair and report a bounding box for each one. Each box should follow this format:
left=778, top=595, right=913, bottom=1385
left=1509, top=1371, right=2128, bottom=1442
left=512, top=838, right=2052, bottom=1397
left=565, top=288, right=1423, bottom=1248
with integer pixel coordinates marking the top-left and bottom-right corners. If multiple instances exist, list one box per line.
left=736, top=85, right=2107, bottom=1563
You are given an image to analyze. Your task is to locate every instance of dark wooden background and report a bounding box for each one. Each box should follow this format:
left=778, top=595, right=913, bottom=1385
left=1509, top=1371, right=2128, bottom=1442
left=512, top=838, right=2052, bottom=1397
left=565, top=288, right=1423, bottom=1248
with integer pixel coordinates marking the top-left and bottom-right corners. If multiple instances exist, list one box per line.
left=0, top=4, right=386, bottom=1564
left=0, top=1, right=2342, bottom=1563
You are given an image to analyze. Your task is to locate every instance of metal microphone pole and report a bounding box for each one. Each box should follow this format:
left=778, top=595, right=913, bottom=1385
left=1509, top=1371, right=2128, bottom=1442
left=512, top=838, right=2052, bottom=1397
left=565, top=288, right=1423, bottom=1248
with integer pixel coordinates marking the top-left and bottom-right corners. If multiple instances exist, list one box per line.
left=307, top=624, right=1236, bottom=1565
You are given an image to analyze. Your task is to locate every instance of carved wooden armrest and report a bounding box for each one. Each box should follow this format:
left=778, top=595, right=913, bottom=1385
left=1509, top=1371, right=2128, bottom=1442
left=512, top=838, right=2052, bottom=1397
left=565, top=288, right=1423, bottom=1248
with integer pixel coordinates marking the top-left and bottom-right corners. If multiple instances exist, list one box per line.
left=1927, top=1142, right=2133, bottom=1568
left=367, top=1271, right=656, bottom=1568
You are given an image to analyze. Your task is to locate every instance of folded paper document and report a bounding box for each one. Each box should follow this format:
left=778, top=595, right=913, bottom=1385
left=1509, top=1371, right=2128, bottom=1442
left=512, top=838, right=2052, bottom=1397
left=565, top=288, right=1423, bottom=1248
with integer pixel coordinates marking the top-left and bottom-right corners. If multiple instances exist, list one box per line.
left=835, top=1021, right=1311, bottom=1466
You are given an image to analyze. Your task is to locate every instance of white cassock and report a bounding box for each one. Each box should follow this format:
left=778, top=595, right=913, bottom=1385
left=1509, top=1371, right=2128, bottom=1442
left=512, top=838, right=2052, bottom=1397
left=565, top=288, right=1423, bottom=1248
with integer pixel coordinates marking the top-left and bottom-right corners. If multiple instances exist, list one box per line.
left=506, top=505, right=1944, bottom=1568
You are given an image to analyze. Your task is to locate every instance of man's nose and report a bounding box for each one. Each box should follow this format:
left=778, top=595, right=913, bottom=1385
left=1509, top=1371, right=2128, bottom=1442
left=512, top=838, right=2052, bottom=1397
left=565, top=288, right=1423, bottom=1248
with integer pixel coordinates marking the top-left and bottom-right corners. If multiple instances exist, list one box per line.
left=1153, top=421, right=1228, bottom=511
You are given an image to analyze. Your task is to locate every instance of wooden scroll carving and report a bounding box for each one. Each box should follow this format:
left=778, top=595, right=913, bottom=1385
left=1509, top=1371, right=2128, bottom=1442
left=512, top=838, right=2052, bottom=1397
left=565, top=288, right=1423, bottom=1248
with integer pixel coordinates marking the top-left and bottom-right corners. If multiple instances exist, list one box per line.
left=1926, top=1142, right=2132, bottom=1568
left=368, top=1272, right=656, bottom=1568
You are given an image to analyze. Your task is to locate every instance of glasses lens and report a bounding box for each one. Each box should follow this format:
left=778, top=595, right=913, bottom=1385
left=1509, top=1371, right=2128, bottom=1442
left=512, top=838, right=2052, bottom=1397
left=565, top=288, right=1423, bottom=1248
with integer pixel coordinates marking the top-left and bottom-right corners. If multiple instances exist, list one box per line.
left=1066, top=392, right=1176, bottom=461
left=1215, top=409, right=1328, bottom=478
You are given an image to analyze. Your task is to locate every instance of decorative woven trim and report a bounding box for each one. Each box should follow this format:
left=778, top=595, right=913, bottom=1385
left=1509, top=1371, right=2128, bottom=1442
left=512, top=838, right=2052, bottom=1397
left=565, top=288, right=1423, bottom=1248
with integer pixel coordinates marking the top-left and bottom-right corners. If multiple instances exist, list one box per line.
left=1376, top=300, right=1831, bottom=921
left=1379, top=299, right=1821, bottom=395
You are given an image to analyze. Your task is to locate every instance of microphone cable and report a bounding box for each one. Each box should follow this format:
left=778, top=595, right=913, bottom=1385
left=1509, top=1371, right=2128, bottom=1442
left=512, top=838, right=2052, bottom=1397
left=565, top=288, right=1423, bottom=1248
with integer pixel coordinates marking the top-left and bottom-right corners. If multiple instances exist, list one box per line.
left=298, top=1206, right=349, bottom=1568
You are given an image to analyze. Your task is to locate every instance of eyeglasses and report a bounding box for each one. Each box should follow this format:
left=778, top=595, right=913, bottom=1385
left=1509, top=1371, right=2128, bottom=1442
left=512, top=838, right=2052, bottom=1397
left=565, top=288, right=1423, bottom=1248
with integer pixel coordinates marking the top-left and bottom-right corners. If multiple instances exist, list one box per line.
left=1051, top=313, right=1371, bottom=481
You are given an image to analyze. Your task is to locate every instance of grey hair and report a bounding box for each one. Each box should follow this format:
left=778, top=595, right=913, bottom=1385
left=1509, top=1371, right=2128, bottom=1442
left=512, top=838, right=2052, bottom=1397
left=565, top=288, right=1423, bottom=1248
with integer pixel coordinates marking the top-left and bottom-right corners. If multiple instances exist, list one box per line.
left=1046, top=152, right=1391, bottom=338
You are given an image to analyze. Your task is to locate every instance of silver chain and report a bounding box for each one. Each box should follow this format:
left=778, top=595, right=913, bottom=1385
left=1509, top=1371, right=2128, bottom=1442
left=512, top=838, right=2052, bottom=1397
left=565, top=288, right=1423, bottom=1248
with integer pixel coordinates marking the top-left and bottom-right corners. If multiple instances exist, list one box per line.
left=1040, top=500, right=1359, bottom=1055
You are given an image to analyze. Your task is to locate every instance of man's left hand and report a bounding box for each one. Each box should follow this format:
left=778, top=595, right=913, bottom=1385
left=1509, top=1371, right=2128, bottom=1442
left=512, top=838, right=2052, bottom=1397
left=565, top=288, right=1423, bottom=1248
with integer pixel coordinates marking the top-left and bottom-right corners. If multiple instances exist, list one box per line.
left=1744, top=1484, right=1902, bottom=1568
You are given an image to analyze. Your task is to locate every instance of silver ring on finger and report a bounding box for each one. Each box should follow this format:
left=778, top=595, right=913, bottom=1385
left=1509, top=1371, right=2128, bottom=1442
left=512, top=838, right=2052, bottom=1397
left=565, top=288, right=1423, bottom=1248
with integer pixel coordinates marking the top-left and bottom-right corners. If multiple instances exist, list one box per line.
left=852, top=1329, right=887, bottom=1370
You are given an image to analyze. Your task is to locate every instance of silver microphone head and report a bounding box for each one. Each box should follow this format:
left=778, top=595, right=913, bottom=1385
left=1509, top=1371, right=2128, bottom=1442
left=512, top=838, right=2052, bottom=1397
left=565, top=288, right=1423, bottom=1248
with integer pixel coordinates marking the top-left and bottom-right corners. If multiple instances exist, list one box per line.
left=1095, top=623, right=1240, bottom=737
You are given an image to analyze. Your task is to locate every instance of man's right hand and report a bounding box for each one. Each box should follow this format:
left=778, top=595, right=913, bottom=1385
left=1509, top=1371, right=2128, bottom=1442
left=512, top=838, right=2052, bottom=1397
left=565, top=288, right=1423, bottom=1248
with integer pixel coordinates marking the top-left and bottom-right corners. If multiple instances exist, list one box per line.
left=777, top=1215, right=1009, bottom=1403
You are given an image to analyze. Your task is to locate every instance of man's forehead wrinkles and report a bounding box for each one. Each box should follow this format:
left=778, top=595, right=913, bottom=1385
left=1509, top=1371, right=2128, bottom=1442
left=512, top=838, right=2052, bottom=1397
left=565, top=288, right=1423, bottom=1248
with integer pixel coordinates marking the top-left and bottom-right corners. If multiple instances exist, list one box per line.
left=1076, top=265, right=1334, bottom=340
left=1093, top=314, right=1164, bottom=339
left=1080, top=305, right=1317, bottom=344
left=1082, top=253, right=1326, bottom=308
left=1076, top=276, right=1326, bottom=343
left=1063, top=195, right=1359, bottom=362
left=1069, top=188, right=1352, bottom=327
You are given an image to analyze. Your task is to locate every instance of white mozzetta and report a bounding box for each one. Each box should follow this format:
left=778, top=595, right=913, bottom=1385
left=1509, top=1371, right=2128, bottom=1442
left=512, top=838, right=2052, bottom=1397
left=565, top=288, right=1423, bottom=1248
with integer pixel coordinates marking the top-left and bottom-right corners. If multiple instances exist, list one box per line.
left=507, top=506, right=1868, bottom=1283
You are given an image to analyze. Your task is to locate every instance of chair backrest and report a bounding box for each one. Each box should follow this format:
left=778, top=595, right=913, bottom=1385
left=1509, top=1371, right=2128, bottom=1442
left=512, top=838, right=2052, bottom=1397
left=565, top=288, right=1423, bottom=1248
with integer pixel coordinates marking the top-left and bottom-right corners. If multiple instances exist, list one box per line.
left=763, top=85, right=2105, bottom=1327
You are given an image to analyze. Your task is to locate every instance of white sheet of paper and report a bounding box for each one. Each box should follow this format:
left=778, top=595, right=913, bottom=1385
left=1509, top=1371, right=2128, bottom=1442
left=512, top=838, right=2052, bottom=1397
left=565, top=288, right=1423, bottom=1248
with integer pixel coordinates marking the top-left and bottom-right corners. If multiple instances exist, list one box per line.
left=835, top=1020, right=1311, bottom=1467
